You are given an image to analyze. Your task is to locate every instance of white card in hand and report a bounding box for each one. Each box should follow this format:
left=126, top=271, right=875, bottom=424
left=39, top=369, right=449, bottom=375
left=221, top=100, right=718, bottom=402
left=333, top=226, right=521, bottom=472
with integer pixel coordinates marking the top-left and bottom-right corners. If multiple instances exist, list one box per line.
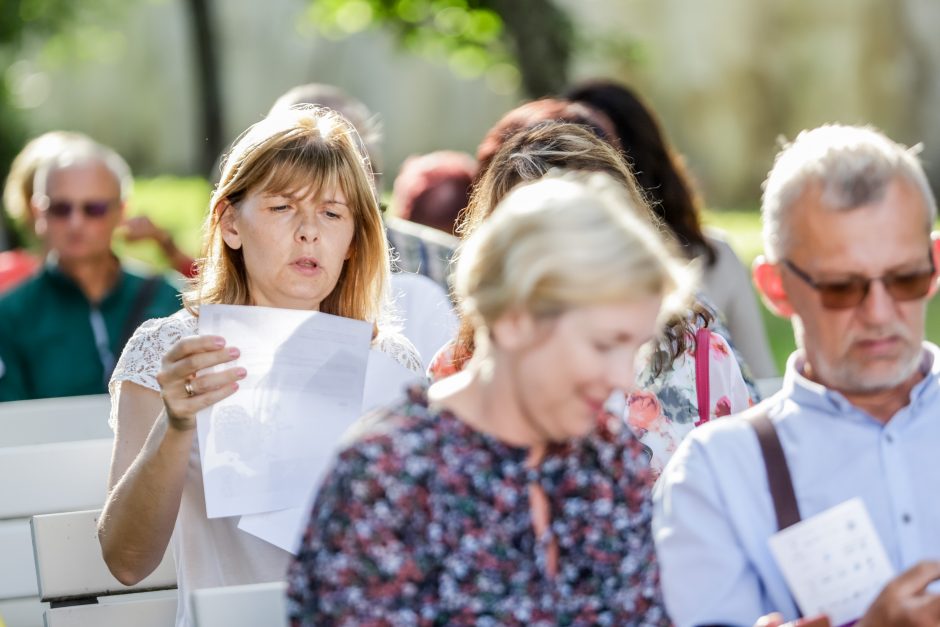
left=768, top=497, right=894, bottom=626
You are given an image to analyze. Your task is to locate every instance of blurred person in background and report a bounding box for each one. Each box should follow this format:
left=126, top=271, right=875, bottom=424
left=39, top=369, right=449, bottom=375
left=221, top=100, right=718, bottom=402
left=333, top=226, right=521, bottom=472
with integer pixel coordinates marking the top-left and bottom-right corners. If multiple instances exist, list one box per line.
left=435, top=121, right=751, bottom=474
left=98, top=106, right=421, bottom=627
left=286, top=172, right=682, bottom=625
left=565, top=79, right=777, bottom=379
left=0, top=132, right=93, bottom=292
left=391, top=150, right=477, bottom=236
left=1, top=131, right=196, bottom=294
left=0, top=137, right=180, bottom=401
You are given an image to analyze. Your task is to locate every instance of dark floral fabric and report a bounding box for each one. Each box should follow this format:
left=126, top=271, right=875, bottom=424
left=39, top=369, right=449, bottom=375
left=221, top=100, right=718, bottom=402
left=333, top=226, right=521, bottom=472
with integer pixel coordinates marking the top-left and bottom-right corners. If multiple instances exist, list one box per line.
left=286, top=386, right=671, bottom=626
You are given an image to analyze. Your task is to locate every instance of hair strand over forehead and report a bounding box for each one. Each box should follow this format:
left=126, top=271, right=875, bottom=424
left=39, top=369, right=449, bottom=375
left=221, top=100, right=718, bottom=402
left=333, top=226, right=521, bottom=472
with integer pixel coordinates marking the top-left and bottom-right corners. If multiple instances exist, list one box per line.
left=183, top=106, right=389, bottom=325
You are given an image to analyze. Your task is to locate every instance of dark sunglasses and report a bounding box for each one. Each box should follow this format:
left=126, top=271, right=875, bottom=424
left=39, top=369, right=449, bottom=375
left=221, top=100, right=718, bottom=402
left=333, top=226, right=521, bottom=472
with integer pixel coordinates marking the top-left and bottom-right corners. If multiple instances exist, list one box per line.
left=44, top=199, right=117, bottom=219
left=783, top=254, right=936, bottom=309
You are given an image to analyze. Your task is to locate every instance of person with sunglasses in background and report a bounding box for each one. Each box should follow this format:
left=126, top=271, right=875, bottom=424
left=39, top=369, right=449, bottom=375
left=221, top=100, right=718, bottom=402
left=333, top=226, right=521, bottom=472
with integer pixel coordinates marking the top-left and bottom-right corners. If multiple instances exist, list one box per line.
left=653, top=125, right=940, bottom=627
left=0, top=137, right=179, bottom=401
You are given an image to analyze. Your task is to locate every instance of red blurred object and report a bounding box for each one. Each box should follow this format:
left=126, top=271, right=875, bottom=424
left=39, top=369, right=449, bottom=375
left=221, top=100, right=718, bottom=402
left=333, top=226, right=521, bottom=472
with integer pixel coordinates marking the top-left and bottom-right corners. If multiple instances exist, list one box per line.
left=0, top=249, right=41, bottom=293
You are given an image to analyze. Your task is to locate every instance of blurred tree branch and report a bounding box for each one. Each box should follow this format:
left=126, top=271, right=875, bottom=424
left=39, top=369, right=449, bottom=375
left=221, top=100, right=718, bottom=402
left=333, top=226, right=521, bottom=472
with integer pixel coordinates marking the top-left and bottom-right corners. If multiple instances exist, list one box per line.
left=305, top=0, right=575, bottom=98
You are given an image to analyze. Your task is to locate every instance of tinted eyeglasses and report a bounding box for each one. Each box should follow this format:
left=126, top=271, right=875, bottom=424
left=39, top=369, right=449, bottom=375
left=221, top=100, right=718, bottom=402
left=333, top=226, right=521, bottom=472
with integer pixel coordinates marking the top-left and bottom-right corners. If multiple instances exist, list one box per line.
left=783, top=254, right=936, bottom=309
left=43, top=199, right=117, bottom=219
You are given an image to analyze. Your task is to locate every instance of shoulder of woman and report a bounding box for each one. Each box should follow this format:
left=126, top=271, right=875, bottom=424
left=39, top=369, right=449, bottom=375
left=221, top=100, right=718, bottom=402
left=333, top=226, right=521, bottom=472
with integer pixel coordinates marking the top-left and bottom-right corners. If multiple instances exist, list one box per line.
left=336, top=387, right=443, bottom=476
left=589, top=415, right=657, bottom=484
left=128, top=309, right=196, bottom=345
left=372, top=328, right=423, bottom=374
left=109, top=309, right=195, bottom=394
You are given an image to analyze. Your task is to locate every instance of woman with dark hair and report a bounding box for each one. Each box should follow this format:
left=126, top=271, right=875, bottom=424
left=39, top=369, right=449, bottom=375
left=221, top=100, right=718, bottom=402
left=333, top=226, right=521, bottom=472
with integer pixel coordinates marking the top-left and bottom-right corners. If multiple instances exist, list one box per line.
left=565, top=80, right=777, bottom=378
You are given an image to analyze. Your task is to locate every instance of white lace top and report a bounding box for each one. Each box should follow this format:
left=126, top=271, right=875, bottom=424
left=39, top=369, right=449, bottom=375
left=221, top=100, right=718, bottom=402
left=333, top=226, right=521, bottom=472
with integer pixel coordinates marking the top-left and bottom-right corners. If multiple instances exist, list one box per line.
left=109, top=309, right=422, bottom=627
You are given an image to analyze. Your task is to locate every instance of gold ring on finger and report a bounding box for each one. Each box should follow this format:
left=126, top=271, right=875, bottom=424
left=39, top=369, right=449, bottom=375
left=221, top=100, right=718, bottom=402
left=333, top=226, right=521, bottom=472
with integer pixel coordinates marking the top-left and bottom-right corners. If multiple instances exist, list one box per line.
left=185, top=381, right=195, bottom=397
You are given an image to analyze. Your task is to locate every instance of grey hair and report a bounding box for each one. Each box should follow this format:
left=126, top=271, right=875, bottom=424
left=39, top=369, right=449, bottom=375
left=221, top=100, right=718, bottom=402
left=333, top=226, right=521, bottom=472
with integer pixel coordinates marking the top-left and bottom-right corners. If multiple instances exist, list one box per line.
left=761, top=124, right=936, bottom=260
left=32, top=140, right=133, bottom=201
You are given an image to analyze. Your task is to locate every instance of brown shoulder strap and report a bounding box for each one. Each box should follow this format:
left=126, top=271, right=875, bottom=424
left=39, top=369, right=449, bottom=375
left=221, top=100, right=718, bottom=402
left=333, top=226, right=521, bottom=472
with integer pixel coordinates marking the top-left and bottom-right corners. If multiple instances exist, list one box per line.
left=748, top=413, right=801, bottom=531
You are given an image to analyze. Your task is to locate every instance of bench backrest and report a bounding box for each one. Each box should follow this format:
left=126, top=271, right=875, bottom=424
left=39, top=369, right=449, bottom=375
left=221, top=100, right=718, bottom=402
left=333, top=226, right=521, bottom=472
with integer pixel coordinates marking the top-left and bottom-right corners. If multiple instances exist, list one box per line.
left=0, top=438, right=114, bottom=627
left=192, top=582, right=288, bottom=627
left=0, top=395, right=112, bottom=447
left=31, top=509, right=177, bottom=627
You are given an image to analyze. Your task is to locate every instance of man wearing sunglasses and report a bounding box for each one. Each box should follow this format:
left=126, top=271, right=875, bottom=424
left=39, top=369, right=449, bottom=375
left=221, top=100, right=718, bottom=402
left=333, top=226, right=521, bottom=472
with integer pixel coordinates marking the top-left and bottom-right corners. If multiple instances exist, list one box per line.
left=0, top=140, right=180, bottom=401
left=653, top=124, right=940, bottom=627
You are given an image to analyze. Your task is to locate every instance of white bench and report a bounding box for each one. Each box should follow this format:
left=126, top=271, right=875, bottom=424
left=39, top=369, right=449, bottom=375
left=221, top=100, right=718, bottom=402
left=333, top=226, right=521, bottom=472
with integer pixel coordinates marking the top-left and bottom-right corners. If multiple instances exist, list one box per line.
left=0, top=439, right=114, bottom=627
left=0, top=395, right=112, bottom=447
left=192, top=582, right=288, bottom=627
left=0, top=394, right=113, bottom=627
left=31, top=510, right=177, bottom=627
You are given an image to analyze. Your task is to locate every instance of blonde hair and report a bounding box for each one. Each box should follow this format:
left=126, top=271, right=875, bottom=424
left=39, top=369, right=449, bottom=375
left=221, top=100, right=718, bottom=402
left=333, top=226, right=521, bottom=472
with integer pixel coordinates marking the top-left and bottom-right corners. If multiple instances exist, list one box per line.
left=456, top=172, right=690, bottom=347
left=184, top=106, right=389, bottom=324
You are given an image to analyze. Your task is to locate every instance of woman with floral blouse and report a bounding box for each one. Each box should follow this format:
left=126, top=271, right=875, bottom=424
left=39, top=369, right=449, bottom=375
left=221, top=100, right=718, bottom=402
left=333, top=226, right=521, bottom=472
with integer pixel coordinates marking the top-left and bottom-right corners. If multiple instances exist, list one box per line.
left=286, top=171, right=689, bottom=626
left=429, top=121, right=752, bottom=475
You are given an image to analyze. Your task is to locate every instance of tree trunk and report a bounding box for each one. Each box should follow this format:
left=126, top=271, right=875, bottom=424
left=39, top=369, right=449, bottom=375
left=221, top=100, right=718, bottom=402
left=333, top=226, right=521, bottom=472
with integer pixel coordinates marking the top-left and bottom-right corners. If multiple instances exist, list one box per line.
left=184, top=0, right=224, bottom=176
left=488, top=0, right=573, bottom=98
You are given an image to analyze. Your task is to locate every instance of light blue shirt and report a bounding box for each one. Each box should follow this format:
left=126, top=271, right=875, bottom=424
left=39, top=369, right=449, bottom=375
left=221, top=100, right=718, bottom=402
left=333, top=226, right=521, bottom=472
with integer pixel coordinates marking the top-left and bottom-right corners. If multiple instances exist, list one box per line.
left=653, top=343, right=940, bottom=627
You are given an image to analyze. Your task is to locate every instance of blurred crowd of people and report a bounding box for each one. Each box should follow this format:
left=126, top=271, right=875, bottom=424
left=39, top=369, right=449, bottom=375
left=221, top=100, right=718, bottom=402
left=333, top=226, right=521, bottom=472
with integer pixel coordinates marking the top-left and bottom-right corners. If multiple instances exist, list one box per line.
left=1, top=78, right=938, bottom=627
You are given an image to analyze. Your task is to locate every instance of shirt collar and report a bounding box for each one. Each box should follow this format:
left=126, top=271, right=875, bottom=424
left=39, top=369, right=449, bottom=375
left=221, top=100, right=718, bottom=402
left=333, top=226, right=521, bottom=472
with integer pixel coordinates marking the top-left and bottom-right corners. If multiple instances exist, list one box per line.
left=42, top=252, right=124, bottom=305
left=782, top=343, right=940, bottom=421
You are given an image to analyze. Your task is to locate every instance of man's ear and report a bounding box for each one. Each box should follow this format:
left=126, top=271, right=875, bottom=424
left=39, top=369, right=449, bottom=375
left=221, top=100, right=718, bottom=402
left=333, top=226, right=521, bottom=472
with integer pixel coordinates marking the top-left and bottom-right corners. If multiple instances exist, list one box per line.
left=928, top=232, right=940, bottom=298
left=752, top=255, right=794, bottom=318
left=217, top=200, right=242, bottom=250
left=490, top=307, right=537, bottom=352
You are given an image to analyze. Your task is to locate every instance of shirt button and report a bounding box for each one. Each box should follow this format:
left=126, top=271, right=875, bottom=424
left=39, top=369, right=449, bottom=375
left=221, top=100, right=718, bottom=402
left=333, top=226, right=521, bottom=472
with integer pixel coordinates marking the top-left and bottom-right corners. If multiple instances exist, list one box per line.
left=884, top=433, right=894, bottom=444
left=902, top=513, right=912, bottom=524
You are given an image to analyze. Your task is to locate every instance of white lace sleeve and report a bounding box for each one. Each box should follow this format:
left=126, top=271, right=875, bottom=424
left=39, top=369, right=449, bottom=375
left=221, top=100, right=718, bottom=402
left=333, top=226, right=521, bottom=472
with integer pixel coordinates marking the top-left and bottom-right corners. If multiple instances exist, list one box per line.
left=108, top=310, right=197, bottom=430
left=373, top=329, right=424, bottom=375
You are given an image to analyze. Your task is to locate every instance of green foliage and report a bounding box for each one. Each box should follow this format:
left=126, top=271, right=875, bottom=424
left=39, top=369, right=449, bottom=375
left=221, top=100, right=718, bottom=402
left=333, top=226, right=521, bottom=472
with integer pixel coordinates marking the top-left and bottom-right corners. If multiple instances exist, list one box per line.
left=0, top=0, right=81, bottom=46
left=304, top=0, right=520, bottom=92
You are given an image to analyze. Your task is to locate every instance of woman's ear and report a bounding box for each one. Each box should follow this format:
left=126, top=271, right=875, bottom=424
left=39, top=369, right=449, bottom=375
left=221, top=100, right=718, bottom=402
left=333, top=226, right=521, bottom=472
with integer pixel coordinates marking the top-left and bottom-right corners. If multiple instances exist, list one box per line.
left=490, top=308, right=537, bottom=352
left=752, top=256, right=794, bottom=318
left=217, top=200, right=242, bottom=250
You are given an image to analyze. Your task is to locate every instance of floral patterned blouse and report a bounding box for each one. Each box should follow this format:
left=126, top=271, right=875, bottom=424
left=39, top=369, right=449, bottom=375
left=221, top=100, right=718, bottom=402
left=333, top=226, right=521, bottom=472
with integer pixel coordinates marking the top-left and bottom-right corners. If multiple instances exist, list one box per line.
left=429, top=315, right=751, bottom=477
left=286, top=386, right=671, bottom=626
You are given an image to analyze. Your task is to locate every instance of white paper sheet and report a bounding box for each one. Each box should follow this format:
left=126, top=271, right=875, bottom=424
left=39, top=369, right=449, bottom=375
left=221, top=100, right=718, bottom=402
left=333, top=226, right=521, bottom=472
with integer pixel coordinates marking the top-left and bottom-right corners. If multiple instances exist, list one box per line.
left=196, top=304, right=372, bottom=519
left=237, top=348, right=422, bottom=552
left=768, top=497, right=895, bottom=626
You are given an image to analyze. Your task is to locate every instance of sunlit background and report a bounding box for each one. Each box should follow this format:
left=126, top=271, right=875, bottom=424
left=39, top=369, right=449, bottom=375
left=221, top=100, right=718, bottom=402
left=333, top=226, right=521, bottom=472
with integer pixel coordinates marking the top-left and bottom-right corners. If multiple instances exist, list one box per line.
left=4, top=0, right=940, bottom=367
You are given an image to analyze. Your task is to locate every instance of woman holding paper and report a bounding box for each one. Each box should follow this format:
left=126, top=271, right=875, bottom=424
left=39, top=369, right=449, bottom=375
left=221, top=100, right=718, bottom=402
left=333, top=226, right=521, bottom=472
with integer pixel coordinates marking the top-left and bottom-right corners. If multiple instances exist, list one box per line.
left=286, top=172, right=685, bottom=625
left=97, top=106, right=420, bottom=627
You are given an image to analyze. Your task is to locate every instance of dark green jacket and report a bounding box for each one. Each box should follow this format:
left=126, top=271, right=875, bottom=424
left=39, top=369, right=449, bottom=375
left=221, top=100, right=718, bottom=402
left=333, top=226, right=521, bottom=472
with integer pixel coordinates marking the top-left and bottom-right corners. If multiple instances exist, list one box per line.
left=0, top=263, right=180, bottom=401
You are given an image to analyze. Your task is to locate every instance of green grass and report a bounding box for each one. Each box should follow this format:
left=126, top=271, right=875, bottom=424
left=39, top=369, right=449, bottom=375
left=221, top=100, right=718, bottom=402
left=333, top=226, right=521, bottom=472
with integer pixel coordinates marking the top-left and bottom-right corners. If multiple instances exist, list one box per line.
left=123, top=178, right=940, bottom=374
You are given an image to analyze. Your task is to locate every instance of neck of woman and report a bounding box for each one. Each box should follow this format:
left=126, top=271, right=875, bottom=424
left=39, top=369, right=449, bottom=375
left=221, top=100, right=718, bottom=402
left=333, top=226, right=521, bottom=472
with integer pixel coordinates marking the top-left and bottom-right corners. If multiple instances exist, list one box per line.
left=429, top=356, right=550, bottom=465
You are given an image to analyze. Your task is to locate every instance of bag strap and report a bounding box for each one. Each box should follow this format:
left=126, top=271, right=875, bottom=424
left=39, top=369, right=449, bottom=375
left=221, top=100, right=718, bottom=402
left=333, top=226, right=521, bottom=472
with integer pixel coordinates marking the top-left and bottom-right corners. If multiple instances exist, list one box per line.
left=118, top=276, right=160, bottom=355
left=694, top=327, right=711, bottom=426
left=748, top=412, right=801, bottom=530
